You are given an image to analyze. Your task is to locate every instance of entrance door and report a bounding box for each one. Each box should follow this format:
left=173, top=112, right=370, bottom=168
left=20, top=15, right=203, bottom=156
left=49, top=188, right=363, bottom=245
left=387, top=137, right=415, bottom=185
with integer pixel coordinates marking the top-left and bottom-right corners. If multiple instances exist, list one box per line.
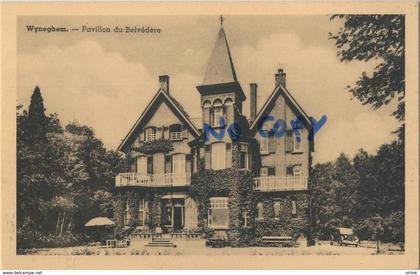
left=173, top=207, right=183, bottom=230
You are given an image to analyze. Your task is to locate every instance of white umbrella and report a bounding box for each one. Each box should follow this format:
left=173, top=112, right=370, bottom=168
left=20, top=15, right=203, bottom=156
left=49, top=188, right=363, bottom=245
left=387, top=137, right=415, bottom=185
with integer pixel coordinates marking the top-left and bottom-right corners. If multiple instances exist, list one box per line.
left=85, top=217, right=115, bottom=227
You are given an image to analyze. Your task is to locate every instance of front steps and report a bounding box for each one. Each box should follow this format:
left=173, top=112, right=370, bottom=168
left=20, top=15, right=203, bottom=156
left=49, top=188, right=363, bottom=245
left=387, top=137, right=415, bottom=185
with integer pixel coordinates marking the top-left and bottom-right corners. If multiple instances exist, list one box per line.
left=145, top=237, right=177, bottom=248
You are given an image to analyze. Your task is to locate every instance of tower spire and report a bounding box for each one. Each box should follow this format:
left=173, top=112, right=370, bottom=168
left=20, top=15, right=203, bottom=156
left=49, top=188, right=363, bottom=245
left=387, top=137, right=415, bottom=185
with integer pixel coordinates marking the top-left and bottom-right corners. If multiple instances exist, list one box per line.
left=201, top=18, right=237, bottom=86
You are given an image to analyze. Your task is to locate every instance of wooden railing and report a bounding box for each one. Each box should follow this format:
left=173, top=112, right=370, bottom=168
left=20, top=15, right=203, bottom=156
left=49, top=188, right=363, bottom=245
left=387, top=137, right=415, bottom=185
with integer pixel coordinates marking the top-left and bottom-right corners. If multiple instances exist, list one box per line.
left=253, top=176, right=308, bottom=191
left=115, top=173, right=191, bottom=187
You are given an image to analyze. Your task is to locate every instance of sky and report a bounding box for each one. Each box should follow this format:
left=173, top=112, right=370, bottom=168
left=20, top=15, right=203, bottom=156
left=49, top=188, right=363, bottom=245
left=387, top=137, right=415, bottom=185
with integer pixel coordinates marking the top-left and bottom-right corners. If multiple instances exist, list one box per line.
left=17, top=15, right=401, bottom=163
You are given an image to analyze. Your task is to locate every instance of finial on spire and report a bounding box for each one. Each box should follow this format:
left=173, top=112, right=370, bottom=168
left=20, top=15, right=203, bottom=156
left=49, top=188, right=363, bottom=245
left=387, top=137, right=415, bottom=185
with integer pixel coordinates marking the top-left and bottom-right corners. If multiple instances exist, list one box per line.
left=219, top=15, right=224, bottom=27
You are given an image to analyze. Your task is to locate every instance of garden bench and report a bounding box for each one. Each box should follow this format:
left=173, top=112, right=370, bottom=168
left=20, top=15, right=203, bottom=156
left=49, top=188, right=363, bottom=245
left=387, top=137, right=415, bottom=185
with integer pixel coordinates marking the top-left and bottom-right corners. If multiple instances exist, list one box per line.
left=261, top=236, right=293, bottom=247
left=106, top=239, right=117, bottom=248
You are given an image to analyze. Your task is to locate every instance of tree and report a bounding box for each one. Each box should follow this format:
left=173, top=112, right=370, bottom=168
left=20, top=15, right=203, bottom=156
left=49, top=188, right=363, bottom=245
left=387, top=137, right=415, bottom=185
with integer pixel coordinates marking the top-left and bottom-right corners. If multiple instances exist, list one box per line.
left=17, top=88, right=125, bottom=249
left=330, top=15, right=405, bottom=122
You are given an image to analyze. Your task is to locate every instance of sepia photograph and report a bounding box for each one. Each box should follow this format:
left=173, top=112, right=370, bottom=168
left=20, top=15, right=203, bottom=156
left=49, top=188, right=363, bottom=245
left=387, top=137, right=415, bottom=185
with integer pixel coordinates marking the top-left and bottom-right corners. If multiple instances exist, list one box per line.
left=1, top=1, right=419, bottom=270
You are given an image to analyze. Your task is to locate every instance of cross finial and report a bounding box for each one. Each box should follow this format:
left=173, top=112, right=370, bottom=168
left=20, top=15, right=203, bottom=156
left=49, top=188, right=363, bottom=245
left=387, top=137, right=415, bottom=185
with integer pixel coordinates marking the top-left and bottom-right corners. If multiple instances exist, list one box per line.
left=219, top=15, right=224, bottom=27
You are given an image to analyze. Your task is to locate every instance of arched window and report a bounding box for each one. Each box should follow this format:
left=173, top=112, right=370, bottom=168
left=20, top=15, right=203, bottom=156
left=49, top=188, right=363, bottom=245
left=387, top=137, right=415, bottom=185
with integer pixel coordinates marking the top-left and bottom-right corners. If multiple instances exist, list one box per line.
left=169, top=123, right=183, bottom=140
left=213, top=99, right=224, bottom=127
left=224, top=97, right=233, bottom=105
left=202, top=100, right=212, bottom=125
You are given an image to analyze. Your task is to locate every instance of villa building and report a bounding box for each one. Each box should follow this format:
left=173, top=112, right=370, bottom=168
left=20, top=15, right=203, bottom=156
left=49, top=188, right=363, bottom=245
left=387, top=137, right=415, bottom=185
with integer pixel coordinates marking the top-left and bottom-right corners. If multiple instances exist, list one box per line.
left=113, top=22, right=314, bottom=245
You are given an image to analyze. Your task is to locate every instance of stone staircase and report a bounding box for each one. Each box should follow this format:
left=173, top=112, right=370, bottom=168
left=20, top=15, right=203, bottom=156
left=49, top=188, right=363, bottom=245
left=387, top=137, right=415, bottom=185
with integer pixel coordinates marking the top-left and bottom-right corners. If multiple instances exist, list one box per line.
left=145, top=237, right=177, bottom=248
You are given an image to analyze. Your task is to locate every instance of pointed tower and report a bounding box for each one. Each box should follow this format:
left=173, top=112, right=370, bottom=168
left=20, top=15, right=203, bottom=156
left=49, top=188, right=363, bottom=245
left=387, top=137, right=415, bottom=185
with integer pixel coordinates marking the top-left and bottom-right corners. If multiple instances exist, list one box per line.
left=197, top=19, right=246, bottom=128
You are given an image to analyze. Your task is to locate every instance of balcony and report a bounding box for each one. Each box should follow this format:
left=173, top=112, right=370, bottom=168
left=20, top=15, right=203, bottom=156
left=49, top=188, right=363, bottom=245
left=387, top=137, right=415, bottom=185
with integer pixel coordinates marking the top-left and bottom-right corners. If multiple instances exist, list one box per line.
left=115, top=173, right=191, bottom=187
left=253, top=176, right=308, bottom=191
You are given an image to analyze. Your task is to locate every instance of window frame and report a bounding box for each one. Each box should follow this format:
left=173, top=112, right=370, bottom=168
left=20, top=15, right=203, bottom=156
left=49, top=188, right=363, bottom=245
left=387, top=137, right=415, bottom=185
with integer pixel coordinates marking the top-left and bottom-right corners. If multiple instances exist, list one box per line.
left=124, top=200, right=130, bottom=227
left=138, top=199, right=146, bottom=227
left=293, top=129, right=303, bottom=153
left=212, top=99, right=224, bottom=127
left=208, top=197, right=229, bottom=229
left=257, top=202, right=264, bottom=220
left=145, top=127, right=157, bottom=142
left=211, top=142, right=226, bottom=170
left=239, top=143, right=250, bottom=170
left=274, top=200, right=281, bottom=220
left=169, top=124, right=183, bottom=141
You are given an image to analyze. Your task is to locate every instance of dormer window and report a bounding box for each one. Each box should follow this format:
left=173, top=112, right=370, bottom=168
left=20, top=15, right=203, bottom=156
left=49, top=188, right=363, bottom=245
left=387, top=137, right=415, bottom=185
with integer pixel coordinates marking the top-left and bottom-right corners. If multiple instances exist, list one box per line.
left=169, top=124, right=183, bottom=141
left=145, top=127, right=156, bottom=142
left=213, top=99, right=224, bottom=127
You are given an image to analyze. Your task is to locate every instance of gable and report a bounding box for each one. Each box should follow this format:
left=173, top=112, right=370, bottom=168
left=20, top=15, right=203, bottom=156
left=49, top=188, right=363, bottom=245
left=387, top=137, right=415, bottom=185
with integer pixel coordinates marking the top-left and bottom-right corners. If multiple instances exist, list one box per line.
left=250, top=84, right=312, bottom=134
left=118, top=90, right=200, bottom=153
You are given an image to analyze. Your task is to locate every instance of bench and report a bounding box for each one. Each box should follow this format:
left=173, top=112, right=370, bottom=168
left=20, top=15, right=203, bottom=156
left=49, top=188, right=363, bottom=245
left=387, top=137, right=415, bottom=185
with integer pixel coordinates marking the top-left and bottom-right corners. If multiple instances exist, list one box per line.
left=206, top=238, right=228, bottom=248
left=261, top=236, right=293, bottom=247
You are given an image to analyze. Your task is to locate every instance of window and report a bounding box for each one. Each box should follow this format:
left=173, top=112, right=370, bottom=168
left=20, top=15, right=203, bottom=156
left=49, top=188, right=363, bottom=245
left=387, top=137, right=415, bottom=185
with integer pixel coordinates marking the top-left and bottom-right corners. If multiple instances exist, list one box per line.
left=203, top=100, right=212, bottom=124
left=292, top=200, right=297, bottom=215
left=147, top=156, right=153, bottom=174
left=124, top=200, right=130, bottom=227
left=164, top=155, right=172, bottom=173
left=208, top=197, right=229, bottom=228
left=293, top=129, right=302, bottom=152
left=293, top=165, right=302, bottom=176
left=257, top=202, right=264, bottom=220
left=239, top=144, right=249, bottom=170
left=169, top=124, right=183, bottom=141
left=213, top=99, right=224, bottom=127
left=172, top=154, right=186, bottom=174
left=274, top=201, right=281, bottom=220
left=145, top=127, right=156, bottom=142
left=260, top=136, right=268, bottom=154
left=211, top=142, right=226, bottom=170
left=261, top=167, right=275, bottom=177
left=162, top=203, right=173, bottom=227
left=260, top=167, right=268, bottom=177
left=137, top=156, right=147, bottom=174
left=138, top=199, right=147, bottom=227
left=286, top=166, right=294, bottom=176
left=243, top=210, right=249, bottom=227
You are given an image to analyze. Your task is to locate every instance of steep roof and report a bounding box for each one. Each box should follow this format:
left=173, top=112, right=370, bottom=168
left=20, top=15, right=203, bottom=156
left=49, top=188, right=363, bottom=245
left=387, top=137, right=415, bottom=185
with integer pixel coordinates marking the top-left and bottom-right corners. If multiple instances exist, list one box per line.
left=250, top=83, right=312, bottom=132
left=202, top=28, right=238, bottom=85
left=118, top=89, right=200, bottom=153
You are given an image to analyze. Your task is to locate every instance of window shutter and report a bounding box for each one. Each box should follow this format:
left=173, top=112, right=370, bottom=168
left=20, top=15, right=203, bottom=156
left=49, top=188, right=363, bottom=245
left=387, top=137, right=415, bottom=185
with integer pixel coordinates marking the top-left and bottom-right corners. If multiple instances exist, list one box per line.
left=156, top=127, right=163, bottom=139
left=225, top=143, right=232, bottom=168
left=186, top=154, right=192, bottom=173
left=286, top=130, right=293, bottom=152
left=139, top=130, right=144, bottom=143
left=204, top=144, right=211, bottom=169
left=268, top=134, right=275, bottom=153
left=182, top=126, right=189, bottom=139
left=164, top=155, right=171, bottom=173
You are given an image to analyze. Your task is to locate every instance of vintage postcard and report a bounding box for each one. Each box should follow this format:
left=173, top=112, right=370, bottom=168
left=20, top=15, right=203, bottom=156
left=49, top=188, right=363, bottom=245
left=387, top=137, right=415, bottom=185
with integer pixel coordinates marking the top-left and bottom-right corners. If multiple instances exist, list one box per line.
left=1, top=1, right=419, bottom=270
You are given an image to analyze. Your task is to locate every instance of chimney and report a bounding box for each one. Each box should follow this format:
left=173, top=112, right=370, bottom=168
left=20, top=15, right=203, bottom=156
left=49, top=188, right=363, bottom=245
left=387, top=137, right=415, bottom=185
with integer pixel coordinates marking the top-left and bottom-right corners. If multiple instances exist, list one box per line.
left=159, top=75, right=169, bottom=93
left=250, top=83, right=258, bottom=122
left=275, top=68, right=286, bottom=87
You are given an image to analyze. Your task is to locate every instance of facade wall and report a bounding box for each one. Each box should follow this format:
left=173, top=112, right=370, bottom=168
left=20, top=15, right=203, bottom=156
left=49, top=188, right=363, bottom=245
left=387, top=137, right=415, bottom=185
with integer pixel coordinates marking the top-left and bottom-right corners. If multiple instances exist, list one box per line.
left=256, top=93, right=310, bottom=177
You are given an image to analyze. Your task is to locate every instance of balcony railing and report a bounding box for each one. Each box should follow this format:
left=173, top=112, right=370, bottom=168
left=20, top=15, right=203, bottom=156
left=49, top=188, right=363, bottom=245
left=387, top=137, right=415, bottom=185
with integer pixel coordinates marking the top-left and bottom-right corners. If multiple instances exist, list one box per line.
left=115, top=172, right=191, bottom=187
left=169, top=132, right=183, bottom=140
left=253, top=176, right=308, bottom=191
